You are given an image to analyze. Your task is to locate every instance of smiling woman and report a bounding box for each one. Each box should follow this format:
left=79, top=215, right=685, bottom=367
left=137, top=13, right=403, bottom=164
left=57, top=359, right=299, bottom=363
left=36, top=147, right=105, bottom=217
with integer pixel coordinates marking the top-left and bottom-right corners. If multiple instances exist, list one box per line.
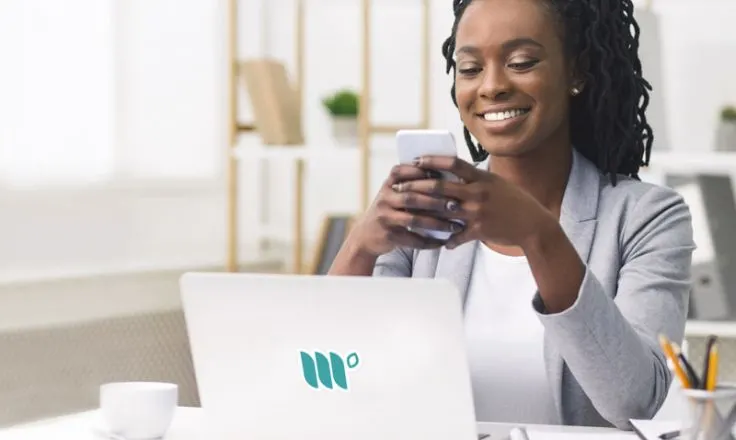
left=443, top=0, right=653, bottom=180
left=329, top=0, right=695, bottom=431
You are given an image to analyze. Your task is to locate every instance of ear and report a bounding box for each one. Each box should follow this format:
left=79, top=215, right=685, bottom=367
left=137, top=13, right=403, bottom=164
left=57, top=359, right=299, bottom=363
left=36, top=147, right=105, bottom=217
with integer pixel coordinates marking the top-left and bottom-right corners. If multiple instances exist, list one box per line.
left=568, top=53, right=588, bottom=96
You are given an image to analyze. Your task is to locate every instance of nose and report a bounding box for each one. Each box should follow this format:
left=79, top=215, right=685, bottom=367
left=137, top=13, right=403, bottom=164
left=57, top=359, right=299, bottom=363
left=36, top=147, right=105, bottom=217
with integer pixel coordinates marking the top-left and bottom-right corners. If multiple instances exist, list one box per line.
left=478, top=64, right=512, bottom=100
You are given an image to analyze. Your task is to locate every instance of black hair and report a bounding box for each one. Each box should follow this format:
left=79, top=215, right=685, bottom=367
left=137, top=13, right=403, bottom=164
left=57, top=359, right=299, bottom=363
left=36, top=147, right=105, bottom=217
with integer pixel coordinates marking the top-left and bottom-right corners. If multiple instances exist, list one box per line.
left=441, top=0, right=653, bottom=183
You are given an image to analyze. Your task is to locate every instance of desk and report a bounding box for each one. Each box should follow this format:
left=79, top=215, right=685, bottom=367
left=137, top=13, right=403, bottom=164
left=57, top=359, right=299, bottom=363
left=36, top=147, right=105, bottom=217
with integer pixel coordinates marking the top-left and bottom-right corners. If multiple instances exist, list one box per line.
left=0, top=406, right=636, bottom=439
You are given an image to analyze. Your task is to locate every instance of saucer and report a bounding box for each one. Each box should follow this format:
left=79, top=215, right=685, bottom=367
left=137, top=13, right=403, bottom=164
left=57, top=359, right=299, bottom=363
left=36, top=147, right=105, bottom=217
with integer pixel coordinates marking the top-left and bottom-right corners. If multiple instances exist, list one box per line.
left=91, top=413, right=165, bottom=440
left=91, top=426, right=163, bottom=440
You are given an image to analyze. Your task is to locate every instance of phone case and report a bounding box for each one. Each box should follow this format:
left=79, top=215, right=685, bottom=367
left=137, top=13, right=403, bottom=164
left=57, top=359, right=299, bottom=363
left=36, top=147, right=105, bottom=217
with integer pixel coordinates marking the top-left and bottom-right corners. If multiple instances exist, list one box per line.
left=395, top=130, right=464, bottom=242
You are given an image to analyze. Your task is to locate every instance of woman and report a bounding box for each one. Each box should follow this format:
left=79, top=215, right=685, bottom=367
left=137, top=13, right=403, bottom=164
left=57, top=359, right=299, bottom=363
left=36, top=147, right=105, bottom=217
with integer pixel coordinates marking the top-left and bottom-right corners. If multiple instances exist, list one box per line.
left=329, top=0, right=694, bottom=431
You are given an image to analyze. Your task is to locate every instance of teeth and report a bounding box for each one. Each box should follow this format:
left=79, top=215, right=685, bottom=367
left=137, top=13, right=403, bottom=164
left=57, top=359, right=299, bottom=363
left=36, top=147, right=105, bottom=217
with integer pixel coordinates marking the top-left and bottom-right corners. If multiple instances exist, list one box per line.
left=483, top=108, right=528, bottom=121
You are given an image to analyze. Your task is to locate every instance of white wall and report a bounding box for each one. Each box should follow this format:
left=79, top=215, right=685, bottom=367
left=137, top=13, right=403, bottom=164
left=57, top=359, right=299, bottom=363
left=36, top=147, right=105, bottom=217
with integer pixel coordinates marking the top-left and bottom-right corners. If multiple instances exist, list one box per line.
left=2, top=0, right=736, bottom=280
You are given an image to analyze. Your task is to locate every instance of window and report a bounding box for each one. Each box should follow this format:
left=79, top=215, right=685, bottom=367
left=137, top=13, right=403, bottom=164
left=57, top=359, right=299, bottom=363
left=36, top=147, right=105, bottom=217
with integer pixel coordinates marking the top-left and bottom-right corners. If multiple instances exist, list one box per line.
left=0, top=0, right=115, bottom=187
left=0, top=0, right=226, bottom=189
left=0, top=1, right=229, bottom=279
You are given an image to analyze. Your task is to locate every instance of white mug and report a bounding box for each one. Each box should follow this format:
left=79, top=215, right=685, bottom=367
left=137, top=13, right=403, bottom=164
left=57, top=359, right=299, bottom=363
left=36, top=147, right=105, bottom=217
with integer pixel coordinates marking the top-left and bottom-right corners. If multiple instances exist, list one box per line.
left=99, top=381, right=178, bottom=439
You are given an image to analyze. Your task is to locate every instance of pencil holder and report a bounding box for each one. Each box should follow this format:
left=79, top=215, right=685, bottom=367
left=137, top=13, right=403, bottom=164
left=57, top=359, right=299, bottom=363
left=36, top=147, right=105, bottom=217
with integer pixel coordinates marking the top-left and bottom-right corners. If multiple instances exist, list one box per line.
left=681, top=384, right=736, bottom=440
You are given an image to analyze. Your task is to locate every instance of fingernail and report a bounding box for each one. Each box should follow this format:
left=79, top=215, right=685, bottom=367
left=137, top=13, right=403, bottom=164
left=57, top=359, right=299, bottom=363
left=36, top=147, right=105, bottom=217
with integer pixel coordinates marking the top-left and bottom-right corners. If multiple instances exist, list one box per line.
left=392, top=183, right=401, bottom=192
left=446, top=200, right=459, bottom=212
left=412, top=157, right=422, bottom=166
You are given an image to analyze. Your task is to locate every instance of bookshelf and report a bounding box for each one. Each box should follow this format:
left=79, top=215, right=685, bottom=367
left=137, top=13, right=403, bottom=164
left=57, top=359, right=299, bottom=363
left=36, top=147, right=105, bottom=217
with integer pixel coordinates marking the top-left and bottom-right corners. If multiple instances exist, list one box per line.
left=226, top=0, right=430, bottom=272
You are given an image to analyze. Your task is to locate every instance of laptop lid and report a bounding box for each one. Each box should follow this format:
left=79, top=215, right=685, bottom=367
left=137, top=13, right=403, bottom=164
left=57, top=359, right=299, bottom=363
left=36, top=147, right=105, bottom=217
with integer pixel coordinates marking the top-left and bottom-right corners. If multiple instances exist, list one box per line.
left=179, top=272, right=478, bottom=440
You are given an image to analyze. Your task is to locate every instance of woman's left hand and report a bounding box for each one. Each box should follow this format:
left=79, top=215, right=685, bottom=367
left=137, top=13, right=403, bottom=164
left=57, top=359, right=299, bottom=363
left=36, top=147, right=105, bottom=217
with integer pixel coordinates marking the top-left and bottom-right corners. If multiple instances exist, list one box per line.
left=397, top=155, right=556, bottom=250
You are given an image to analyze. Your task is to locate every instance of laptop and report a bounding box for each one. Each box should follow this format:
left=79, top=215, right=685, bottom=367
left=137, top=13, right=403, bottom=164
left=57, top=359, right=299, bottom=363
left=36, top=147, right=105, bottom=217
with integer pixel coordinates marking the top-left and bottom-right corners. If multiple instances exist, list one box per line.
left=179, top=272, right=480, bottom=440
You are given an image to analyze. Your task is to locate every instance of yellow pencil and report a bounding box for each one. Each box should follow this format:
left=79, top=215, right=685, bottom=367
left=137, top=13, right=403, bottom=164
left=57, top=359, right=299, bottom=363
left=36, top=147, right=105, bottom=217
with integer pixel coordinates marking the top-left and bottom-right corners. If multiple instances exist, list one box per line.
left=659, top=334, right=692, bottom=389
left=706, top=343, right=719, bottom=391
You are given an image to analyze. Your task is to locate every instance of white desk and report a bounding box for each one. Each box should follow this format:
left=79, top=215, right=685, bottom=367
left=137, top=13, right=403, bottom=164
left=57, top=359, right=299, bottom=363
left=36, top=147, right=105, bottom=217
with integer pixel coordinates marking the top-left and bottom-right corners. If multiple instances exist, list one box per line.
left=0, top=407, right=638, bottom=439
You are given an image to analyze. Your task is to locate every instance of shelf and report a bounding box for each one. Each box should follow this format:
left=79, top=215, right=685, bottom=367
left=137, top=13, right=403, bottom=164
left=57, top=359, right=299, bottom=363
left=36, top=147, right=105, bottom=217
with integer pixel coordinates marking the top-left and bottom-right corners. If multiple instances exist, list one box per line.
left=685, top=320, right=736, bottom=338
left=233, top=143, right=396, bottom=162
left=645, top=151, right=736, bottom=175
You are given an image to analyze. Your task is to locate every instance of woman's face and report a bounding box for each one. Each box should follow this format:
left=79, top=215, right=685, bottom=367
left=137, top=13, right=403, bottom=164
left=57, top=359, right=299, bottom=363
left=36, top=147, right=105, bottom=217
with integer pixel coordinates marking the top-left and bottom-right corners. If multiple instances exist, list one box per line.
left=454, top=0, right=575, bottom=157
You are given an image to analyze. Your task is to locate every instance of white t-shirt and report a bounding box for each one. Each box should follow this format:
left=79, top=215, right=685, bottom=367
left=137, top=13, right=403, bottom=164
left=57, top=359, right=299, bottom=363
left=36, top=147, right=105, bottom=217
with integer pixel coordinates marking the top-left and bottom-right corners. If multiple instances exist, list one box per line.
left=463, top=243, right=559, bottom=424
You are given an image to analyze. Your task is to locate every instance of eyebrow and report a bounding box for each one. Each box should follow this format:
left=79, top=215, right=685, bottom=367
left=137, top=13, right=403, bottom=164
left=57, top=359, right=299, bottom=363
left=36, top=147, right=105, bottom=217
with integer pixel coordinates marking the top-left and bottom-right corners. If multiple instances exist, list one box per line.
left=455, top=38, right=544, bottom=56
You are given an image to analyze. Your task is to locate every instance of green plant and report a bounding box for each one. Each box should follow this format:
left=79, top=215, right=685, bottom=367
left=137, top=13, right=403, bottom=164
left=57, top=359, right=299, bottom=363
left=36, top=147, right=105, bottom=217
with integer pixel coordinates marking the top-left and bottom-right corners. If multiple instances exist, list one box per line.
left=722, top=105, right=736, bottom=122
left=322, top=89, right=359, bottom=117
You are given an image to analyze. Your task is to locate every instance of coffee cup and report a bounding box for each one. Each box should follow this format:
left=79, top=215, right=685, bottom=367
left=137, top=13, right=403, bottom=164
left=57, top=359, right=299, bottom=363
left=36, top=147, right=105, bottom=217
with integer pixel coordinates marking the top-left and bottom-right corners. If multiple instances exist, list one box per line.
left=99, top=381, right=178, bottom=439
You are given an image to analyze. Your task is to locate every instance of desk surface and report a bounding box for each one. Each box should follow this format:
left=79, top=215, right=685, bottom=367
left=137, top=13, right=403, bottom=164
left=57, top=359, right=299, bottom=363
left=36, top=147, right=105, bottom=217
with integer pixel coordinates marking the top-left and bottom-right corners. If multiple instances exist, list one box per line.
left=0, top=407, right=636, bottom=439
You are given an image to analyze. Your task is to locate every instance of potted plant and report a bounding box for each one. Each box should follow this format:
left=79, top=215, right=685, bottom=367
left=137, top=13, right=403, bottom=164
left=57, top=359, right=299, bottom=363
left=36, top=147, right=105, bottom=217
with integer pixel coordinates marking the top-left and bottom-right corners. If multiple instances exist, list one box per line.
left=322, top=89, right=359, bottom=146
left=716, top=105, right=736, bottom=151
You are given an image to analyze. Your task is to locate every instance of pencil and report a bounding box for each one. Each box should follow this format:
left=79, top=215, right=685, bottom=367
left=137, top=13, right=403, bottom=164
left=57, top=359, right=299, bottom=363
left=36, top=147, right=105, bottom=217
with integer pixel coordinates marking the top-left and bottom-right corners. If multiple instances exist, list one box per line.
left=702, top=335, right=718, bottom=390
left=659, top=334, right=691, bottom=389
left=706, top=343, right=719, bottom=391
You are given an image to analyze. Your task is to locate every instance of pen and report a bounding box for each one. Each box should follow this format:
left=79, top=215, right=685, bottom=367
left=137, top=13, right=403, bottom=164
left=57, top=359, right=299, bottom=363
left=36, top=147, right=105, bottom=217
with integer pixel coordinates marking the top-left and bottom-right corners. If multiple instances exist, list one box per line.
left=674, top=342, right=701, bottom=389
left=659, top=334, right=692, bottom=389
left=658, top=429, right=682, bottom=440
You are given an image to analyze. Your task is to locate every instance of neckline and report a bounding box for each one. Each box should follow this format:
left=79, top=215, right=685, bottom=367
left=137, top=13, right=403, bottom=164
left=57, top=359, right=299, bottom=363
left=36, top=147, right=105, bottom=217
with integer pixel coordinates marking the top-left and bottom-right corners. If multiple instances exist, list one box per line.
left=478, top=242, right=528, bottom=264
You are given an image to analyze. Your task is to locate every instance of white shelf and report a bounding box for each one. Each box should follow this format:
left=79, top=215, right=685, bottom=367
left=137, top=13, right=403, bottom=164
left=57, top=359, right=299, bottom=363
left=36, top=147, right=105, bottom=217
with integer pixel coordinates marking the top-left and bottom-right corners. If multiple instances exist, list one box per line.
left=645, top=151, right=736, bottom=175
left=685, top=320, right=736, bottom=338
left=233, top=143, right=396, bottom=162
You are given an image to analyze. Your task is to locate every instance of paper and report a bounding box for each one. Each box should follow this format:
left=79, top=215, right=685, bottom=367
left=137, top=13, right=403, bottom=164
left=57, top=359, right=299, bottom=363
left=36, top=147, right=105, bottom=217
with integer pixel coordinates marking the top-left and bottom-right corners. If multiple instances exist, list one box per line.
left=524, top=429, right=639, bottom=440
left=629, top=419, right=682, bottom=440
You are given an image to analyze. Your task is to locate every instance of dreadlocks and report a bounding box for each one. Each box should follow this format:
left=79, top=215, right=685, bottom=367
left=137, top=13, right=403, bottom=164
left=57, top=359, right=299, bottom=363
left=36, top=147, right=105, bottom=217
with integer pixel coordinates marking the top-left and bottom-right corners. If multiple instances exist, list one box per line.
left=441, top=0, right=654, bottom=184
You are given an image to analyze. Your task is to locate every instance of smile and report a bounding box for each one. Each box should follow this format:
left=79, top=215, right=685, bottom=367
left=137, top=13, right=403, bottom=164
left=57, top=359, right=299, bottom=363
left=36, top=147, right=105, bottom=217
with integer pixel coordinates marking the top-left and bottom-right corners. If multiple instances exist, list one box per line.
left=480, top=108, right=531, bottom=122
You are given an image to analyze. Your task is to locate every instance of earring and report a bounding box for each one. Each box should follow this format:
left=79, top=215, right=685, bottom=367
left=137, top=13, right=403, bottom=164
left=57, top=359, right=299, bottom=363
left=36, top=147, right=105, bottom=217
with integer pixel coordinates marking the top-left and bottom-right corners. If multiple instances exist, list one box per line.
left=571, top=87, right=581, bottom=96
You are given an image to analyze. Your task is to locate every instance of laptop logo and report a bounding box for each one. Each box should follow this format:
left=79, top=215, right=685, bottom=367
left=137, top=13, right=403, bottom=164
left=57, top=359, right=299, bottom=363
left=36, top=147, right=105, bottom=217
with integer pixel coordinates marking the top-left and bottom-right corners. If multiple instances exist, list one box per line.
left=299, top=351, right=360, bottom=390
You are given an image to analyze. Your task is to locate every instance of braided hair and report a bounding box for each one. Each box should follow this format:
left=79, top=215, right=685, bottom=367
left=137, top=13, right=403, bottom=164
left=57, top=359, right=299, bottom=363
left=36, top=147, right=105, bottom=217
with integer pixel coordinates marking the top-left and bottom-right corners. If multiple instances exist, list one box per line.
left=441, top=0, right=654, bottom=183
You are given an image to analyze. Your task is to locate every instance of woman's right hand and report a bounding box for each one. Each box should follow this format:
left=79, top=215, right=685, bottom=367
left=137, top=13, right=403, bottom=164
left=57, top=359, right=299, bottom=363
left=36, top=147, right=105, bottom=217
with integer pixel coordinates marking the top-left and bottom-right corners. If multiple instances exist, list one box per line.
left=348, top=164, right=464, bottom=257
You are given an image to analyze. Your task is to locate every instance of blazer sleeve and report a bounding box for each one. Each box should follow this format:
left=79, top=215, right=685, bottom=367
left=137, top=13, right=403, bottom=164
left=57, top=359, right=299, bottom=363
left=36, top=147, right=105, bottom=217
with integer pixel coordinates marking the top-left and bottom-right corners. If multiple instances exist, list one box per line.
left=533, top=186, right=695, bottom=429
left=372, top=246, right=414, bottom=277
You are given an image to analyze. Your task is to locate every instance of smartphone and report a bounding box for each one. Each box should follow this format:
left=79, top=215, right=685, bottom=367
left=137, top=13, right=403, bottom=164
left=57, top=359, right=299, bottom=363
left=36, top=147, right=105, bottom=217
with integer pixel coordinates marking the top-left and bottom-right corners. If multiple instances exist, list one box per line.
left=395, top=129, right=463, bottom=241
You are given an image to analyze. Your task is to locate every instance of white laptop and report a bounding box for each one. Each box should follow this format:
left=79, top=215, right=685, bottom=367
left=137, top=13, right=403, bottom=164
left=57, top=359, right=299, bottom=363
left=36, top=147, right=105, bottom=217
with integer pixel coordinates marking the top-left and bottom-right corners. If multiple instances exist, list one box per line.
left=179, top=272, right=480, bottom=440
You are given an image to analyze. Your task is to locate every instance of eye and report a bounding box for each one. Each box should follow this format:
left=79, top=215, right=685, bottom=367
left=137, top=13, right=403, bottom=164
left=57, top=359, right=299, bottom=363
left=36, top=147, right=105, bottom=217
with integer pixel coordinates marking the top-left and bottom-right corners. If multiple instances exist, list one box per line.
left=458, top=67, right=481, bottom=76
left=508, top=60, right=539, bottom=71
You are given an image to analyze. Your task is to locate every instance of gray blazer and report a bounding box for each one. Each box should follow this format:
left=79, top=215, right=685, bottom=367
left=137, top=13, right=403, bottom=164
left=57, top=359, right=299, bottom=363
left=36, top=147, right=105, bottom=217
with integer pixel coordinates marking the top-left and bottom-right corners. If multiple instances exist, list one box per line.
left=372, top=149, right=695, bottom=430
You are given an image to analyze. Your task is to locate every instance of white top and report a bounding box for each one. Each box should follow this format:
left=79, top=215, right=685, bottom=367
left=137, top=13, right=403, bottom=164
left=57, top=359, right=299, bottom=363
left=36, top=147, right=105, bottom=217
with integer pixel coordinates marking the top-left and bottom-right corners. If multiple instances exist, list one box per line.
left=463, top=244, right=558, bottom=425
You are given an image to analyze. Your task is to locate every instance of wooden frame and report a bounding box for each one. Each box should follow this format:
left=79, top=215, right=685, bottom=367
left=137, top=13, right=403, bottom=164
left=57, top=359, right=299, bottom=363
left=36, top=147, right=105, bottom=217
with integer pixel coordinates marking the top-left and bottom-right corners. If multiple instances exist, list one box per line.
left=358, top=0, right=431, bottom=210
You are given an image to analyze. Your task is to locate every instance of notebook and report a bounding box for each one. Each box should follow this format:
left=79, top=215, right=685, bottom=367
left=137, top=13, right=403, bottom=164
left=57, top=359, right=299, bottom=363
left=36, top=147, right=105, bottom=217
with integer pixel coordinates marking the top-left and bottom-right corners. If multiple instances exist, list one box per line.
left=629, top=419, right=683, bottom=440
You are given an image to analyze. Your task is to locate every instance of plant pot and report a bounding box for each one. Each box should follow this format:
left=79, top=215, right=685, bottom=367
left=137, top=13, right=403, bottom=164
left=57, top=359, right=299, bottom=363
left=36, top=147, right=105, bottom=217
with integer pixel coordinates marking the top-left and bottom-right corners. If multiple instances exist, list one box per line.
left=716, top=121, right=736, bottom=151
left=330, top=116, right=358, bottom=146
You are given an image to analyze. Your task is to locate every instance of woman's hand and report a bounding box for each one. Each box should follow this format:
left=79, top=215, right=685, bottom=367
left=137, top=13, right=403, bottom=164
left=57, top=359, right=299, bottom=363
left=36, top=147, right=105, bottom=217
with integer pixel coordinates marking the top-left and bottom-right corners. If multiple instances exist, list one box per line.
left=396, top=156, right=556, bottom=250
left=349, top=163, right=465, bottom=257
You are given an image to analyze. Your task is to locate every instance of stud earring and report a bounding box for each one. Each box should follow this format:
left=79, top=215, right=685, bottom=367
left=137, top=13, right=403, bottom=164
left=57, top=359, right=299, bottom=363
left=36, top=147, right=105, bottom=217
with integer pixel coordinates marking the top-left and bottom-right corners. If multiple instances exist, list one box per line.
left=571, top=87, right=581, bottom=96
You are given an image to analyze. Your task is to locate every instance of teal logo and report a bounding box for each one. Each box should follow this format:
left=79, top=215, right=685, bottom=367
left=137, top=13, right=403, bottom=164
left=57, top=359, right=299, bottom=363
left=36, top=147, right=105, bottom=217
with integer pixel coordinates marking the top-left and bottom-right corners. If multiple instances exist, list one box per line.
left=299, top=351, right=360, bottom=390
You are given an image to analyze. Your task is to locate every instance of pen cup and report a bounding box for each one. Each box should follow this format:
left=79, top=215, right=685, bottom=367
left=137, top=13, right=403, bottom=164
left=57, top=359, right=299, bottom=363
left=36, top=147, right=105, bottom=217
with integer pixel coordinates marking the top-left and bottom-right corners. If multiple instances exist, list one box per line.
left=681, top=384, right=736, bottom=440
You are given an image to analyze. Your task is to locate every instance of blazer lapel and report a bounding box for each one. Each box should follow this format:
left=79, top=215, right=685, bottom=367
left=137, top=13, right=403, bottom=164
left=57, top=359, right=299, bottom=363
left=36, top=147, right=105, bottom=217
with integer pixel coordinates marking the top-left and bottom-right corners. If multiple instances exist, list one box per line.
left=545, top=149, right=600, bottom=423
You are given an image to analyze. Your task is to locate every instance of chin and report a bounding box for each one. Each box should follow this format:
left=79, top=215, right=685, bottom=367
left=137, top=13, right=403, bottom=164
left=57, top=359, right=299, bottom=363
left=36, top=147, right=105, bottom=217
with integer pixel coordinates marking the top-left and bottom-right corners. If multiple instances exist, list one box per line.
left=474, top=137, right=537, bottom=158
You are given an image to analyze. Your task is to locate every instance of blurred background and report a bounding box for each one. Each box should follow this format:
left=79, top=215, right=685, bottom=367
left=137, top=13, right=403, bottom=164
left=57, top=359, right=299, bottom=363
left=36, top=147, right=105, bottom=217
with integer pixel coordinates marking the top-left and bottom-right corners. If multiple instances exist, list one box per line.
left=0, top=0, right=735, bottom=428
